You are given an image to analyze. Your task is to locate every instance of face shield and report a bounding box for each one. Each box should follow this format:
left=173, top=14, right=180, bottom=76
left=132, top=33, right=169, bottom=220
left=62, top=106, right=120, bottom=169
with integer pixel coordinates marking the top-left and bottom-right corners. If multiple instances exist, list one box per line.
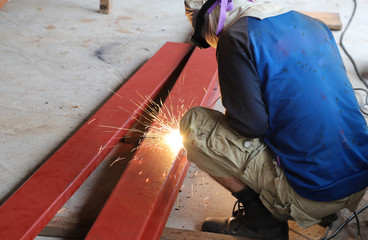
left=185, top=0, right=254, bottom=49
left=185, top=0, right=288, bottom=49
left=185, top=0, right=218, bottom=49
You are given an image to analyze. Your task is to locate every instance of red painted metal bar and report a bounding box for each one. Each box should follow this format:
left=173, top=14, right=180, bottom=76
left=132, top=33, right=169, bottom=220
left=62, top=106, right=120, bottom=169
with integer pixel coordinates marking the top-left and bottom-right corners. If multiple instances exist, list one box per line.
left=0, top=0, right=8, bottom=9
left=86, top=47, right=219, bottom=240
left=0, top=42, right=193, bottom=240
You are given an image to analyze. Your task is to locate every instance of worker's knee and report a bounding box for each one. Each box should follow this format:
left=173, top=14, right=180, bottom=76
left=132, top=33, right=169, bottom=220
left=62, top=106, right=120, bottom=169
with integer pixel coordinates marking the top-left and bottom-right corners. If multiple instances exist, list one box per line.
left=179, top=106, right=268, bottom=179
left=179, top=106, right=224, bottom=141
left=179, top=106, right=231, bottom=175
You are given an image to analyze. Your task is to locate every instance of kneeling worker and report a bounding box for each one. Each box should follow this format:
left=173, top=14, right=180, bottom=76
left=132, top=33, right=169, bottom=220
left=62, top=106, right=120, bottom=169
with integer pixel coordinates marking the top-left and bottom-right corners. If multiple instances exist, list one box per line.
left=180, top=0, right=368, bottom=239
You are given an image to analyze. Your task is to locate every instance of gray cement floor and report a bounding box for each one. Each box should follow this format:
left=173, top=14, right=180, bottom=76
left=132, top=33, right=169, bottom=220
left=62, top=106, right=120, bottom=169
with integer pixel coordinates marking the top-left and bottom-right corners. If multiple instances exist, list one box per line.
left=1, top=0, right=367, bottom=239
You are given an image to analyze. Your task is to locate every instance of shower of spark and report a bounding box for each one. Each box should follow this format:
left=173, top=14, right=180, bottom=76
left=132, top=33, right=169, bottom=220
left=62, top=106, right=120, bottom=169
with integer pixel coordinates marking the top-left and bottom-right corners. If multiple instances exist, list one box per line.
left=137, top=95, right=189, bottom=156
left=164, top=129, right=183, bottom=154
left=100, top=92, right=192, bottom=157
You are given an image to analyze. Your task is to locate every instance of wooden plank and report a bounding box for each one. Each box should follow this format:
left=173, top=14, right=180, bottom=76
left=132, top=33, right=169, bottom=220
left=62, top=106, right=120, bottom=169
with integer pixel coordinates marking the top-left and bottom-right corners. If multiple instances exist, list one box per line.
left=99, top=0, right=112, bottom=14
left=39, top=216, right=94, bottom=239
left=301, top=11, right=342, bottom=30
left=161, top=227, right=256, bottom=240
left=0, top=0, right=8, bottom=9
left=0, top=42, right=193, bottom=240
left=85, top=47, right=220, bottom=240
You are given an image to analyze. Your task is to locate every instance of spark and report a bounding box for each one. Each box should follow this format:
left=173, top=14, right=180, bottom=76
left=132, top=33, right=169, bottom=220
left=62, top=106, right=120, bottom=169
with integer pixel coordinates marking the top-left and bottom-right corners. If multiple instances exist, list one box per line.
left=106, top=66, right=125, bottom=84
left=163, top=129, right=183, bottom=154
left=204, top=197, right=210, bottom=207
left=118, top=106, right=130, bottom=113
left=97, top=145, right=118, bottom=152
left=57, top=208, right=67, bottom=214
left=126, top=93, right=189, bottom=156
left=162, top=169, right=167, bottom=178
left=107, top=88, right=124, bottom=100
left=110, top=157, right=125, bottom=167
left=100, top=125, right=123, bottom=130
left=100, top=92, right=193, bottom=168
left=88, top=118, right=96, bottom=124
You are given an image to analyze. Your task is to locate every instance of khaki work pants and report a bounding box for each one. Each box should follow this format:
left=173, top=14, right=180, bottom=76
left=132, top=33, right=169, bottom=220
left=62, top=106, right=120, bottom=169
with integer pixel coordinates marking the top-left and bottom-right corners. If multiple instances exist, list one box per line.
left=180, top=106, right=365, bottom=228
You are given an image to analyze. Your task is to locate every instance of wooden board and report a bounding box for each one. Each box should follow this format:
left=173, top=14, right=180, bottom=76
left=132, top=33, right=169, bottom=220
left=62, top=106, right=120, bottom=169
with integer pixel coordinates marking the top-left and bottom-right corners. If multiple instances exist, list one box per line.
left=161, top=227, right=256, bottom=240
left=99, top=0, right=111, bottom=14
left=40, top=220, right=254, bottom=240
left=301, top=11, right=342, bottom=30
left=40, top=216, right=94, bottom=239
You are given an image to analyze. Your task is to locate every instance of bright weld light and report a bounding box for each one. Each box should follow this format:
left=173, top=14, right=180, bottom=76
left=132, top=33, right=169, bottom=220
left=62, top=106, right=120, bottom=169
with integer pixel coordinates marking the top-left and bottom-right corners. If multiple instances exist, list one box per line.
left=164, top=129, right=183, bottom=154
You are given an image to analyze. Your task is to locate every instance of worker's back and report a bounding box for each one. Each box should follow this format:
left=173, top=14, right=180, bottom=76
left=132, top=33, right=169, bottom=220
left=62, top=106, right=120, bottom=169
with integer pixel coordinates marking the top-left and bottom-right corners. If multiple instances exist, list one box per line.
left=247, top=11, right=368, bottom=201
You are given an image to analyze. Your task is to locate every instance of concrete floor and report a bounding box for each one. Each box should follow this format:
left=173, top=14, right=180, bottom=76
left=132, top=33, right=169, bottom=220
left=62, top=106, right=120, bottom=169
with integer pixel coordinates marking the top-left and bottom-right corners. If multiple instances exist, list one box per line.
left=1, top=0, right=367, bottom=239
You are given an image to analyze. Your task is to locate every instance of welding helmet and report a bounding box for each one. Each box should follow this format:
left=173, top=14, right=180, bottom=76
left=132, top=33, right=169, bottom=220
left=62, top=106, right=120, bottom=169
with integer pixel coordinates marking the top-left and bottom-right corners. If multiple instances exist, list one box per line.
left=185, top=0, right=218, bottom=49
left=185, top=0, right=256, bottom=49
left=185, top=0, right=288, bottom=49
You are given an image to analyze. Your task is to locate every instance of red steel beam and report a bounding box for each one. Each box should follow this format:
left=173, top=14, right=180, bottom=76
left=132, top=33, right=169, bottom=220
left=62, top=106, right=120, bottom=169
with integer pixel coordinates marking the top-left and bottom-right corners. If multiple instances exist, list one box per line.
left=0, top=42, right=193, bottom=240
left=0, top=0, right=8, bottom=9
left=86, top=47, right=219, bottom=240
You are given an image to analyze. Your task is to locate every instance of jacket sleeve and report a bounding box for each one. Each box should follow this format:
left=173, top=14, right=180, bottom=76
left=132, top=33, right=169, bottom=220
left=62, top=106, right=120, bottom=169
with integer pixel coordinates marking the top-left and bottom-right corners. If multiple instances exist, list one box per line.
left=216, top=17, right=268, bottom=138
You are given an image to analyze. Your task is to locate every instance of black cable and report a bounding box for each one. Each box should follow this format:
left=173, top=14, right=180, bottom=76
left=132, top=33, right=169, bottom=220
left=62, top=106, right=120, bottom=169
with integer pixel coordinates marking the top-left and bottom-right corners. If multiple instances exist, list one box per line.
left=321, top=226, right=331, bottom=240
left=354, top=88, right=368, bottom=116
left=354, top=211, right=363, bottom=240
left=340, top=0, right=368, bottom=88
left=319, top=2, right=368, bottom=237
left=320, top=203, right=368, bottom=240
left=339, top=0, right=368, bottom=116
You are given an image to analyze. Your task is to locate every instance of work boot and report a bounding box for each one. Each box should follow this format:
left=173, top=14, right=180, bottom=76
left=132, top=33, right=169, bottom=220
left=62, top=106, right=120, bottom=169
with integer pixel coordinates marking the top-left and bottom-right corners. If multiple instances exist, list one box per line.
left=318, top=212, right=339, bottom=228
left=201, top=188, right=289, bottom=240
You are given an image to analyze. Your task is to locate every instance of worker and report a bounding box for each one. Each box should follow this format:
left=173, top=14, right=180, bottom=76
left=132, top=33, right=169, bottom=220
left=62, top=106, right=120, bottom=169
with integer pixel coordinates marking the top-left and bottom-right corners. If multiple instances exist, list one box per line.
left=180, top=0, right=368, bottom=239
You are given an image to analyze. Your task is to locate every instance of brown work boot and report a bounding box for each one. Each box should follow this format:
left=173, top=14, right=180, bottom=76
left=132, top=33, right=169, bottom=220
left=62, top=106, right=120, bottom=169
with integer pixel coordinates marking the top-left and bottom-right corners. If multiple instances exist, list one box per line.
left=202, top=201, right=289, bottom=240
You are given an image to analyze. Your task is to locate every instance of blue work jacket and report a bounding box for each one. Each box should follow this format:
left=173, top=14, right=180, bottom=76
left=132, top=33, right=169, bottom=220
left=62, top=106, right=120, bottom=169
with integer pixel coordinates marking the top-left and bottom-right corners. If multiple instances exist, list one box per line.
left=217, top=11, right=368, bottom=201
